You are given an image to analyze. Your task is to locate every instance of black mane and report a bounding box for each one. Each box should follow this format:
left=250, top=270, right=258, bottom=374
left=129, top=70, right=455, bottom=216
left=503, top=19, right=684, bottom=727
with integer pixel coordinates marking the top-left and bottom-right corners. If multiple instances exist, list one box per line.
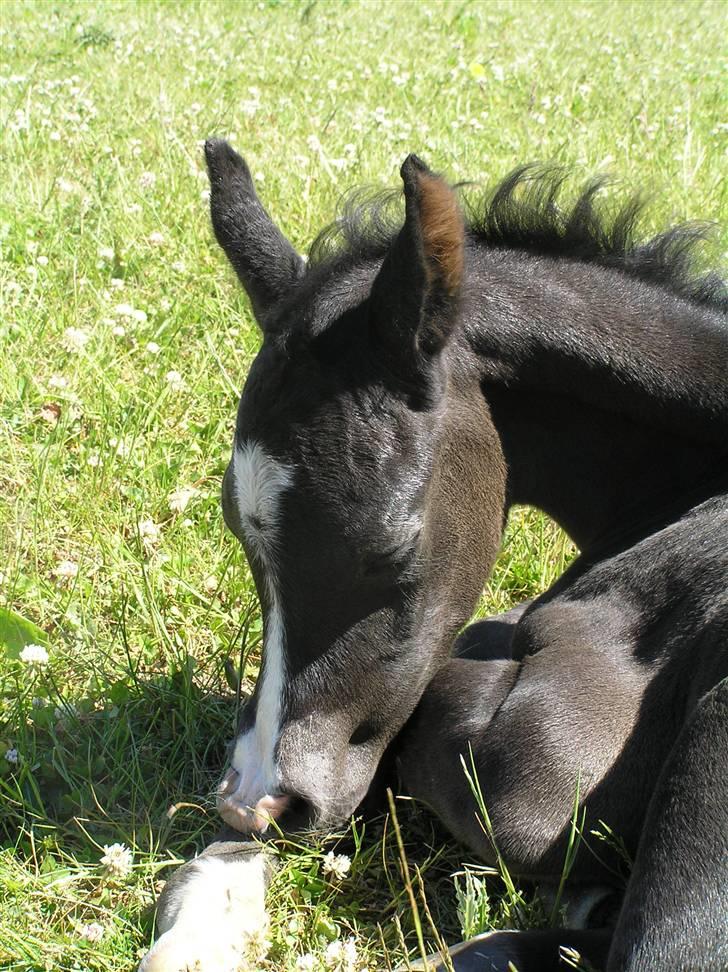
left=307, top=165, right=727, bottom=312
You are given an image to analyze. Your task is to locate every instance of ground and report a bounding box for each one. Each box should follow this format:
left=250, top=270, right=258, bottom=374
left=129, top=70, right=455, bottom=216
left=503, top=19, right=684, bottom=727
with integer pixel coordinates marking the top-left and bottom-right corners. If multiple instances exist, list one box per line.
left=0, top=1, right=725, bottom=969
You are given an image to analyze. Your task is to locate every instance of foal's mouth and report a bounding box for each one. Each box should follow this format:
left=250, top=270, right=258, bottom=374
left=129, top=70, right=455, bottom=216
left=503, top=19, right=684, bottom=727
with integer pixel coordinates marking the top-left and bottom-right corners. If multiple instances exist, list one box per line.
left=216, top=768, right=320, bottom=835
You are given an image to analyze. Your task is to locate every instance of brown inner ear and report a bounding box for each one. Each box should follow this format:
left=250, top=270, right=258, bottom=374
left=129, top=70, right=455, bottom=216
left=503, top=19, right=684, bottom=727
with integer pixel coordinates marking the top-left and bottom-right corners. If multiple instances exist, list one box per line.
left=417, top=173, right=465, bottom=295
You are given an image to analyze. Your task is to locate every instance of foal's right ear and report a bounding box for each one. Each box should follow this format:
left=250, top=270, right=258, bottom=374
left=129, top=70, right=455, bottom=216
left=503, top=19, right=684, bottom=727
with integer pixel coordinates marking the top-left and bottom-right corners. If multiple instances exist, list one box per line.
left=204, top=139, right=305, bottom=325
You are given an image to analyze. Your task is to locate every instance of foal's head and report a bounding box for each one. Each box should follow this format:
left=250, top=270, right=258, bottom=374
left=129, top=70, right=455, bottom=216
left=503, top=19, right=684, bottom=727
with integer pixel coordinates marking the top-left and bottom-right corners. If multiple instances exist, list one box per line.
left=206, top=140, right=506, bottom=833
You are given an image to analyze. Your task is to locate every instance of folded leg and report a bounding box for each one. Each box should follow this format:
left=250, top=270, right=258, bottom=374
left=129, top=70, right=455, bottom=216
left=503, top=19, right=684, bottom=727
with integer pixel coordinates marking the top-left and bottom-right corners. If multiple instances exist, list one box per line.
left=138, top=831, right=274, bottom=972
left=606, top=678, right=728, bottom=972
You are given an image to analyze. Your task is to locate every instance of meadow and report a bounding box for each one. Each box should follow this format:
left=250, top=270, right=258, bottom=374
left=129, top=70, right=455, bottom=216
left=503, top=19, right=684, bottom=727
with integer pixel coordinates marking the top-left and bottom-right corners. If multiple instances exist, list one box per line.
left=1, top=0, right=726, bottom=969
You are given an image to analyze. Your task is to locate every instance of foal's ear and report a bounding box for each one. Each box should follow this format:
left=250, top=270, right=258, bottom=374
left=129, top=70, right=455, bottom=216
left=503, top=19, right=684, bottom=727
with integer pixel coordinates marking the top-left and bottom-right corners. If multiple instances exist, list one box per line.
left=205, top=139, right=305, bottom=325
left=370, top=155, right=464, bottom=392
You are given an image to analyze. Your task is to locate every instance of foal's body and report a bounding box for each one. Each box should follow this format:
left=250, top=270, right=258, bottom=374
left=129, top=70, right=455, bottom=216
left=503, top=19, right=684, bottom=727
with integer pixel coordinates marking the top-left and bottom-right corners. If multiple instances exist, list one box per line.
left=139, top=145, right=727, bottom=972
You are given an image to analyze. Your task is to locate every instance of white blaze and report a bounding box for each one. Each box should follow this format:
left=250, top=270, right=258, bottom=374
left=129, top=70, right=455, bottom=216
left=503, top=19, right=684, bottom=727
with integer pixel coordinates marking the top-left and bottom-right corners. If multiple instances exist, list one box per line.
left=228, top=441, right=293, bottom=804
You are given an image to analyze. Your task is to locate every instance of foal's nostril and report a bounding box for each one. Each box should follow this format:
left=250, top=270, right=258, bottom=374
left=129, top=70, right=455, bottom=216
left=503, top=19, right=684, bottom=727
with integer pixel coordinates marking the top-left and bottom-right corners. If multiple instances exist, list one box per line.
left=349, top=721, right=378, bottom=746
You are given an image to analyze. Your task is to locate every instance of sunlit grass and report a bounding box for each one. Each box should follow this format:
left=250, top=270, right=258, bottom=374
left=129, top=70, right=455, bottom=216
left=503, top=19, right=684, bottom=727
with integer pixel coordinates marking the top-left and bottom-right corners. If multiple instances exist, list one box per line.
left=1, top=0, right=726, bottom=968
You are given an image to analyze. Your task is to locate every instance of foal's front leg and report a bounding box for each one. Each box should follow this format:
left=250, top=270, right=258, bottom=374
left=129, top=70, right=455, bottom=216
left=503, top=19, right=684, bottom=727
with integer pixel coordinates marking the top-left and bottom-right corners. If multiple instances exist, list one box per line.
left=393, top=648, right=617, bottom=972
left=137, top=832, right=274, bottom=972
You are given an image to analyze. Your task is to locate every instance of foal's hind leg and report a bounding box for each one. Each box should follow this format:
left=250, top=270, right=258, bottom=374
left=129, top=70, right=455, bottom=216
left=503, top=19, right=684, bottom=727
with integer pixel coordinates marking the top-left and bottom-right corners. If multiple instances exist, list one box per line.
left=606, top=678, right=728, bottom=972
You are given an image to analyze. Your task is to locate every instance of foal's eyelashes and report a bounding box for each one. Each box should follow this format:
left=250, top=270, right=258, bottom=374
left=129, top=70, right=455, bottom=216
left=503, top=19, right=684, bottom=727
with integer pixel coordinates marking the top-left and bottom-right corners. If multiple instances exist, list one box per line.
left=362, top=532, right=422, bottom=576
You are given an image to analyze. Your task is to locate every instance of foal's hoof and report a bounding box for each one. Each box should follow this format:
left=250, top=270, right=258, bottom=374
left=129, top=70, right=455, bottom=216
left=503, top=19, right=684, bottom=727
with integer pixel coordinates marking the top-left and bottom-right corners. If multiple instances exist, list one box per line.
left=138, top=928, right=249, bottom=972
left=401, top=927, right=612, bottom=971
left=137, top=841, right=273, bottom=972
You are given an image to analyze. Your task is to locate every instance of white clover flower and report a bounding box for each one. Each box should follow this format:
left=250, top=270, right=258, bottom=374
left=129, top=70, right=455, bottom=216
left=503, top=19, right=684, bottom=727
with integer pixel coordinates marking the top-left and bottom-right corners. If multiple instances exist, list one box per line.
left=139, top=171, right=156, bottom=190
left=203, top=575, right=218, bottom=594
left=19, top=644, right=49, bottom=667
left=113, top=303, right=147, bottom=323
left=100, top=842, right=133, bottom=879
left=322, top=851, right=352, bottom=881
left=110, top=277, right=124, bottom=289
left=296, top=955, right=317, bottom=971
left=147, top=231, right=165, bottom=246
left=5, top=748, right=19, bottom=765
left=61, top=326, right=90, bottom=352
left=77, top=921, right=104, bottom=942
left=324, top=937, right=360, bottom=971
left=55, top=559, right=79, bottom=581
left=160, top=297, right=173, bottom=312
left=164, top=369, right=185, bottom=392
left=112, top=324, right=126, bottom=338
left=97, top=245, right=115, bottom=262
left=138, top=519, right=161, bottom=548
left=48, top=374, right=69, bottom=389
left=36, top=255, right=49, bottom=267
left=171, top=260, right=186, bottom=273
left=168, top=486, right=197, bottom=513
left=146, top=341, right=161, bottom=355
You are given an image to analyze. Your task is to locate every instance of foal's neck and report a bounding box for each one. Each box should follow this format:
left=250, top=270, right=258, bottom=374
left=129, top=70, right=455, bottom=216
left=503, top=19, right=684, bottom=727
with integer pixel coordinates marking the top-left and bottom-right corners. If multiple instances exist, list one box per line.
left=464, top=252, right=728, bottom=555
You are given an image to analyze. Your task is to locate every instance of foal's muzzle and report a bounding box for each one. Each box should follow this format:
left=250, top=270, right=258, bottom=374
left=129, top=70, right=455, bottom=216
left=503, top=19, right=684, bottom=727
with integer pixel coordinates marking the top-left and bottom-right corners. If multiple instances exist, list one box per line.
left=217, top=769, right=292, bottom=834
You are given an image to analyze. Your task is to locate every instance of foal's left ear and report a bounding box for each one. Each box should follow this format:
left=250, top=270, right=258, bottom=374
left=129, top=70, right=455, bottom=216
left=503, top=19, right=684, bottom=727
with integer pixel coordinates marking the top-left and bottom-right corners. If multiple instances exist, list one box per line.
left=370, top=155, right=464, bottom=392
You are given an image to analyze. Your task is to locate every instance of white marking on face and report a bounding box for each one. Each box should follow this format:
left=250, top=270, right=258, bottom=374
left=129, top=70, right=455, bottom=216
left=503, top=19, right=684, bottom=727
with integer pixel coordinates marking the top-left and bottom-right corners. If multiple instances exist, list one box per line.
left=138, top=853, right=269, bottom=971
left=232, top=440, right=293, bottom=570
left=221, top=442, right=294, bottom=829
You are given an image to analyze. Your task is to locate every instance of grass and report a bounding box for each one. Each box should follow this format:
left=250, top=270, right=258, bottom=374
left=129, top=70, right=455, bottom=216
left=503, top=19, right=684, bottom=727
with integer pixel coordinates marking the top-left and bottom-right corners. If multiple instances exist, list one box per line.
left=1, top=0, right=726, bottom=968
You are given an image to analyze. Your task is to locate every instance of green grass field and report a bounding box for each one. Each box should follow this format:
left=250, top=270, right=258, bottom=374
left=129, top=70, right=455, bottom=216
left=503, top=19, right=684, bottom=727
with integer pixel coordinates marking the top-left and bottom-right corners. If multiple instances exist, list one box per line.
left=1, top=0, right=726, bottom=969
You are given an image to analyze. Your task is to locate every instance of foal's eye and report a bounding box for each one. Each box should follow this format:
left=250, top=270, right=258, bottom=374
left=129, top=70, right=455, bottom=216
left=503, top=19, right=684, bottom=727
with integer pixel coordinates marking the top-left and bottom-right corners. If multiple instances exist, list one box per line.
left=362, top=533, right=420, bottom=577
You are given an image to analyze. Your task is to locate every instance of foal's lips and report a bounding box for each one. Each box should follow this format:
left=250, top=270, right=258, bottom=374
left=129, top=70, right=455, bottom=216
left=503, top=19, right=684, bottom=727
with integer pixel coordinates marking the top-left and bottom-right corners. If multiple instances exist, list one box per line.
left=216, top=769, right=291, bottom=833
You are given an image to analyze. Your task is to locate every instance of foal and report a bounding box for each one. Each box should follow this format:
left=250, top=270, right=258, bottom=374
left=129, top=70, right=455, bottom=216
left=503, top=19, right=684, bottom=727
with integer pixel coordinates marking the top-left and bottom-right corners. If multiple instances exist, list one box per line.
left=139, top=142, right=727, bottom=972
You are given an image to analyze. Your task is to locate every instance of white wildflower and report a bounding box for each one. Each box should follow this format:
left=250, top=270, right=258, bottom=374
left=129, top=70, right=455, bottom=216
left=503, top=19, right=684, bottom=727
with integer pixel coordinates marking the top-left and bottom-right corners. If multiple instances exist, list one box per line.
left=5, top=748, right=19, bottom=765
left=324, top=937, right=360, bottom=971
left=112, top=324, right=126, bottom=338
left=139, top=171, right=156, bottom=190
left=296, top=956, right=317, bottom=971
left=171, top=260, right=186, bottom=273
left=147, top=230, right=165, bottom=246
left=19, top=644, right=49, bottom=667
left=55, top=559, right=79, bottom=581
left=160, top=297, right=173, bottom=312
left=36, top=255, right=49, bottom=267
left=203, top=575, right=218, bottom=594
left=168, top=486, right=197, bottom=513
left=138, top=518, right=161, bottom=549
left=110, top=277, right=124, bottom=289
left=322, top=851, right=352, bottom=881
left=78, top=921, right=104, bottom=942
left=113, top=303, right=147, bottom=323
left=164, top=369, right=185, bottom=391
left=48, top=374, right=68, bottom=389
left=100, top=842, right=133, bottom=879
left=146, top=341, right=161, bottom=355
left=61, top=326, right=90, bottom=352
left=97, top=245, right=115, bottom=262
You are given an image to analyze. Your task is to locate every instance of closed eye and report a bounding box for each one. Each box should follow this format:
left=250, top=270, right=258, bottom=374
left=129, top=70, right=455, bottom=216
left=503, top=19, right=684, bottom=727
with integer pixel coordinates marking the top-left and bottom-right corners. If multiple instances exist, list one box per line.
left=362, top=531, right=421, bottom=577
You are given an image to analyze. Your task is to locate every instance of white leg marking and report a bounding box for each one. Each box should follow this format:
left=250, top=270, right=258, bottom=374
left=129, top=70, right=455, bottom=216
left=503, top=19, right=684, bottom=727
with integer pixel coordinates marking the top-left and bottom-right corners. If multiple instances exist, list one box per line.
left=138, top=854, right=269, bottom=972
left=220, top=442, right=293, bottom=830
